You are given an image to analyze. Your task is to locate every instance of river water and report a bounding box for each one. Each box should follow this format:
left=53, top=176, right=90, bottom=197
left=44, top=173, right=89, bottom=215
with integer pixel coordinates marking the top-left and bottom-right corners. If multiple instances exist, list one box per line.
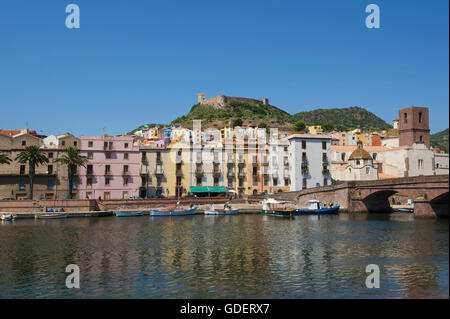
left=0, top=213, right=448, bottom=298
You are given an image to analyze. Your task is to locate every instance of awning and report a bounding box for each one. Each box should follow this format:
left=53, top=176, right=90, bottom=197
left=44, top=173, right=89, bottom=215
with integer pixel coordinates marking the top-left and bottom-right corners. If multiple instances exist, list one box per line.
left=190, top=186, right=228, bottom=193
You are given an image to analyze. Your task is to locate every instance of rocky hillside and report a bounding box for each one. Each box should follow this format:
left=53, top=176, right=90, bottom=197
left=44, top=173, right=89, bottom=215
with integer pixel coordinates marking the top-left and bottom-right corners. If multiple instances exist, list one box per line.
left=431, top=128, right=449, bottom=153
left=292, top=107, right=392, bottom=132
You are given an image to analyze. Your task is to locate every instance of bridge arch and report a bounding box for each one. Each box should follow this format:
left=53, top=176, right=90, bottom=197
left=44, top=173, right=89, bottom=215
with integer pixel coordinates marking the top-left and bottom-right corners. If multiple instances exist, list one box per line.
left=429, top=192, right=449, bottom=218
left=361, top=190, right=398, bottom=213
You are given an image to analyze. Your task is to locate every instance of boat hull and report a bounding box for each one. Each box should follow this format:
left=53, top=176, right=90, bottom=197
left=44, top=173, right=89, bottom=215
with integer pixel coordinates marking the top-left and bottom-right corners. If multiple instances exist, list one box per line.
left=114, top=211, right=144, bottom=217
left=204, top=209, right=239, bottom=215
left=36, top=213, right=68, bottom=219
left=295, top=205, right=340, bottom=215
left=1, top=214, right=14, bottom=221
left=262, top=209, right=295, bottom=217
left=150, top=207, right=198, bottom=216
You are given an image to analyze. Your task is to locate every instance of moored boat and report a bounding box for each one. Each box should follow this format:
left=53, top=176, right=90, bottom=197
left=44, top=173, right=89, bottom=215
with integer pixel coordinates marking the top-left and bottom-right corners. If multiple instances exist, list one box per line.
left=35, top=212, right=69, bottom=219
left=150, top=204, right=198, bottom=216
left=295, top=200, right=339, bottom=215
left=262, top=198, right=296, bottom=217
left=114, top=211, right=144, bottom=217
left=1, top=213, right=15, bottom=221
left=204, top=203, right=239, bottom=215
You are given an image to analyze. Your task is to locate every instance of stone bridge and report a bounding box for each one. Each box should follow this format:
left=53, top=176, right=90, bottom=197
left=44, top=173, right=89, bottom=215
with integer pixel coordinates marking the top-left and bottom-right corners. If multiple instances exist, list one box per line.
left=271, top=175, right=449, bottom=218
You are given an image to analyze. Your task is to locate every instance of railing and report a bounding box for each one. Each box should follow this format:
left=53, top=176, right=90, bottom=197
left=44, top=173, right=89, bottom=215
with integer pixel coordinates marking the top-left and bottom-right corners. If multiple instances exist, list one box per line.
left=155, top=165, right=163, bottom=175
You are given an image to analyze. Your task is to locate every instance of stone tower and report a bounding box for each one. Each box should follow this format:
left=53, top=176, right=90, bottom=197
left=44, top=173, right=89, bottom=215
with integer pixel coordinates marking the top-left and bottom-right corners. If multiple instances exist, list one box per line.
left=198, top=93, right=206, bottom=104
left=398, top=106, right=430, bottom=148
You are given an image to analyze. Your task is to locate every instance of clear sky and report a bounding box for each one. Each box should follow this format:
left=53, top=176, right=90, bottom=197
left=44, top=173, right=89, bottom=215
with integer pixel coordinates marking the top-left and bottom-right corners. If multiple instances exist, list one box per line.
left=0, top=0, right=448, bottom=136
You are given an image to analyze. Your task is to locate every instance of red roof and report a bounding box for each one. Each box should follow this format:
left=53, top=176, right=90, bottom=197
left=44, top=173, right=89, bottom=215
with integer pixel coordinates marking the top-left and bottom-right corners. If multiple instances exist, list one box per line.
left=0, top=129, right=38, bottom=137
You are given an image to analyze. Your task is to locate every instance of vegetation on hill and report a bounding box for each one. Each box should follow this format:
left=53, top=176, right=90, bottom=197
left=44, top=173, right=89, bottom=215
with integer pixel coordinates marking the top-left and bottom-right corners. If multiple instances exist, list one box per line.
left=431, top=129, right=449, bottom=153
left=172, top=101, right=296, bottom=128
left=293, top=107, right=392, bottom=132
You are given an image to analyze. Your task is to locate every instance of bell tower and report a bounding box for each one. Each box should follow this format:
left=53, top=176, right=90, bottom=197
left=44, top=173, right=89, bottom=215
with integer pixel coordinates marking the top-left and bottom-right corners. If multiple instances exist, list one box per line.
left=398, top=106, right=430, bottom=148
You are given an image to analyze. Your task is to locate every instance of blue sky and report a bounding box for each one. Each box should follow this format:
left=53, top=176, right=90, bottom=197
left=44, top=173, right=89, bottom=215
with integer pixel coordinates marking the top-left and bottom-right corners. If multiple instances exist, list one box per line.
left=0, top=0, right=448, bottom=136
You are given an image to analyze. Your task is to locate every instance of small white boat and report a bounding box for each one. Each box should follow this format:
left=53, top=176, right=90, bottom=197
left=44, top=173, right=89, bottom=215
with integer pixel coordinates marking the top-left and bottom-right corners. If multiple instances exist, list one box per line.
left=150, top=203, right=198, bottom=216
left=1, top=214, right=15, bottom=221
left=204, top=203, right=239, bottom=215
left=114, top=211, right=144, bottom=217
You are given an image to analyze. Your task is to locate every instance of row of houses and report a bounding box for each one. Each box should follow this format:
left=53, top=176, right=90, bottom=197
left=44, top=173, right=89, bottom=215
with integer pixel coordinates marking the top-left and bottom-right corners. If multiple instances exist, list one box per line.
left=0, top=107, right=448, bottom=200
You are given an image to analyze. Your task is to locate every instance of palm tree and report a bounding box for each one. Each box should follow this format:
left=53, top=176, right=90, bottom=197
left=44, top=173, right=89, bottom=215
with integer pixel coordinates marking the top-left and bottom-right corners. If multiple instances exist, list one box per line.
left=0, top=153, right=11, bottom=165
left=15, top=145, right=49, bottom=199
left=54, top=146, right=88, bottom=199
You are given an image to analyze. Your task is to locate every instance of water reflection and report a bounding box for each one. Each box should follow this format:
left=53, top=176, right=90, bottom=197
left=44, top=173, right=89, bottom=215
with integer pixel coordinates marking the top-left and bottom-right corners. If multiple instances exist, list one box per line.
left=0, top=213, right=448, bottom=298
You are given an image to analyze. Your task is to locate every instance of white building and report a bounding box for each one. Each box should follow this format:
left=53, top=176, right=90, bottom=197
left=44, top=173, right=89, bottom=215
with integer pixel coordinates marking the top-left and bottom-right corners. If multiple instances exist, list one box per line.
left=287, top=134, right=332, bottom=191
left=434, top=152, right=449, bottom=175
left=334, top=142, right=378, bottom=181
left=268, top=138, right=291, bottom=192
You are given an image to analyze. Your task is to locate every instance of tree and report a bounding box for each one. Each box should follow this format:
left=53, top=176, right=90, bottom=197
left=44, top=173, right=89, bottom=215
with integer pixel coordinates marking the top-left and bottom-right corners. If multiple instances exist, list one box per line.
left=54, top=147, right=88, bottom=199
left=0, top=153, right=11, bottom=165
left=233, top=119, right=243, bottom=128
left=323, top=121, right=335, bottom=132
left=15, top=145, right=49, bottom=200
left=259, top=122, right=268, bottom=128
left=294, top=120, right=306, bottom=132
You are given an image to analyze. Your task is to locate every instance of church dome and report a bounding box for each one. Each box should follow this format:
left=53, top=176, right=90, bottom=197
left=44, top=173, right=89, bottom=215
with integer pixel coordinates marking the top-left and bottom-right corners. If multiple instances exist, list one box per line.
left=349, top=141, right=372, bottom=160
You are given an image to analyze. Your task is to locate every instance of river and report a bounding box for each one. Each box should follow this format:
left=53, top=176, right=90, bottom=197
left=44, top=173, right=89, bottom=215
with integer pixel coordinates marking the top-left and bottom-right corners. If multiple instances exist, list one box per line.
left=0, top=213, right=448, bottom=298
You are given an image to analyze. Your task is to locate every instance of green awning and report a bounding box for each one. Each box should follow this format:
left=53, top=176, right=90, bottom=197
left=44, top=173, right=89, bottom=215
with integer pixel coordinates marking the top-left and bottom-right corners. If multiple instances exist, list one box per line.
left=190, top=186, right=228, bottom=193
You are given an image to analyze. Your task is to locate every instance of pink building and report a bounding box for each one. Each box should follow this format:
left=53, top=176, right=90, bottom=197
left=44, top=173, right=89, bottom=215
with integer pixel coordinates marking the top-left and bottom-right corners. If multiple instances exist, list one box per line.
left=78, top=135, right=140, bottom=200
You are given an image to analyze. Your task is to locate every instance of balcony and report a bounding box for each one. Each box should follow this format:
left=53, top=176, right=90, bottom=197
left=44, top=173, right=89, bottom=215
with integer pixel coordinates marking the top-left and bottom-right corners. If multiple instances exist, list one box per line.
left=227, top=170, right=234, bottom=177
left=322, top=157, right=329, bottom=164
left=301, top=168, right=309, bottom=175
left=103, top=143, right=114, bottom=151
left=195, top=168, right=204, bottom=176
left=213, top=168, right=221, bottom=176
left=176, top=169, right=183, bottom=176
left=322, top=168, right=330, bottom=175
left=140, top=166, right=148, bottom=175
left=238, top=171, right=245, bottom=177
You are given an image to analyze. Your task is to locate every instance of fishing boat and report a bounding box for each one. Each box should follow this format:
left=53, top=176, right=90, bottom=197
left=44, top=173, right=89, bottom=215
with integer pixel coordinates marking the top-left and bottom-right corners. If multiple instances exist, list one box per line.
left=262, top=198, right=296, bottom=217
left=35, top=212, right=69, bottom=219
left=114, top=211, right=144, bottom=217
left=150, top=203, right=198, bottom=216
left=1, top=213, right=15, bottom=221
left=204, top=203, right=239, bottom=215
left=295, top=200, right=339, bottom=215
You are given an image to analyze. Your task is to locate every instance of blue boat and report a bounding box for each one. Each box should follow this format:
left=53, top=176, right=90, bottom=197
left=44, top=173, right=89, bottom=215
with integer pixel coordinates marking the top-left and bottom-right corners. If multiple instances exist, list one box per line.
left=114, top=211, right=144, bottom=217
left=150, top=206, right=198, bottom=216
left=295, top=200, right=339, bottom=215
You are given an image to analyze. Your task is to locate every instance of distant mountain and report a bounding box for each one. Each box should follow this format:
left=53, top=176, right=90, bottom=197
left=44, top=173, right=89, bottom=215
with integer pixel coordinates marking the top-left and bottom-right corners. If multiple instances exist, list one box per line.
left=172, top=101, right=296, bottom=129
left=292, top=107, right=392, bottom=132
left=431, top=129, right=449, bottom=153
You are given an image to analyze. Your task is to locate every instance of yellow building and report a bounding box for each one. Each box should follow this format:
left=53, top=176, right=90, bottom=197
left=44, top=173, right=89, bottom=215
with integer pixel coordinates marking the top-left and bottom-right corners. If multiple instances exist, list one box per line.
left=166, top=141, right=191, bottom=198
left=307, top=125, right=323, bottom=134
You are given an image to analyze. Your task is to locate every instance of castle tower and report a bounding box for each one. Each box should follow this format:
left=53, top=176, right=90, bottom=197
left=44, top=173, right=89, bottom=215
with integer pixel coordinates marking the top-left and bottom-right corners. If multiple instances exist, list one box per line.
left=393, top=118, right=399, bottom=129
left=398, top=106, right=430, bottom=148
left=198, top=93, right=206, bottom=104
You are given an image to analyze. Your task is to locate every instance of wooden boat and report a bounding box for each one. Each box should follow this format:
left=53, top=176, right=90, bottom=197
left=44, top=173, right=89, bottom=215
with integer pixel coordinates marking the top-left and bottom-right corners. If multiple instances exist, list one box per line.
left=398, top=208, right=413, bottom=213
left=114, top=211, right=144, bottom=217
left=204, top=203, right=239, bottom=215
left=295, top=200, right=339, bottom=215
left=35, top=212, right=69, bottom=219
left=261, top=198, right=296, bottom=217
left=150, top=205, right=198, bottom=216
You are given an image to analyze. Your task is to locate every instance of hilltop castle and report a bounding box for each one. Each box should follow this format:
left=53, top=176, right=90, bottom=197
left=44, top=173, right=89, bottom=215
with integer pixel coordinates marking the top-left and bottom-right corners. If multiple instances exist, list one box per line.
left=197, top=93, right=269, bottom=109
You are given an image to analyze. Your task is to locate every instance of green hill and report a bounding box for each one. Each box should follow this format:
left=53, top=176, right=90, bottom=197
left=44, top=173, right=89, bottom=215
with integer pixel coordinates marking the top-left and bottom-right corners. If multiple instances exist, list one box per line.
left=431, top=129, right=449, bottom=153
left=293, top=107, right=392, bottom=132
left=172, top=101, right=296, bottom=129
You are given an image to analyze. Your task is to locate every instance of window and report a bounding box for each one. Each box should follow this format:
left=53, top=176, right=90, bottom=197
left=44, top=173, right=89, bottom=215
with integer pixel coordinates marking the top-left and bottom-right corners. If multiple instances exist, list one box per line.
left=273, top=178, right=278, bottom=186
left=372, top=153, right=377, bottom=160
left=123, top=191, right=128, bottom=199
left=105, top=165, right=111, bottom=175
left=302, top=178, right=307, bottom=189
left=366, top=167, right=370, bottom=174
left=419, top=136, right=423, bottom=142
left=123, top=165, right=129, bottom=173
left=48, top=152, right=54, bottom=159
left=20, top=165, right=25, bottom=175
left=404, top=113, right=408, bottom=123
left=341, top=153, right=346, bottom=161
left=87, top=152, right=93, bottom=159
left=105, top=177, right=110, bottom=186
left=418, top=159, right=424, bottom=169
left=124, top=153, right=129, bottom=160
left=239, top=178, right=244, bottom=187
left=214, top=177, right=219, bottom=186
left=105, top=152, right=112, bottom=159
left=196, top=177, right=202, bottom=186
left=19, top=179, right=25, bottom=190
left=356, top=160, right=360, bottom=165
left=86, top=192, right=92, bottom=199
left=253, top=177, right=258, bottom=185
left=104, top=192, right=110, bottom=200
left=264, top=176, right=268, bottom=186
left=284, top=178, right=289, bottom=186
left=88, top=141, right=93, bottom=147
left=322, top=141, right=326, bottom=150
left=283, top=146, right=288, bottom=152
left=123, top=177, right=129, bottom=186
left=322, top=153, right=328, bottom=162
left=302, top=141, right=306, bottom=149
left=419, top=112, right=422, bottom=123
left=124, top=143, right=129, bottom=148
left=47, top=179, right=53, bottom=189
left=157, top=176, right=162, bottom=187
left=228, top=178, right=233, bottom=187
left=324, top=178, right=328, bottom=186
left=22, top=140, right=26, bottom=146
left=74, top=141, right=78, bottom=147
left=156, top=151, right=161, bottom=162
left=47, top=165, right=53, bottom=175
left=61, top=141, right=66, bottom=146
left=87, top=178, right=93, bottom=186
left=87, top=165, right=93, bottom=174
